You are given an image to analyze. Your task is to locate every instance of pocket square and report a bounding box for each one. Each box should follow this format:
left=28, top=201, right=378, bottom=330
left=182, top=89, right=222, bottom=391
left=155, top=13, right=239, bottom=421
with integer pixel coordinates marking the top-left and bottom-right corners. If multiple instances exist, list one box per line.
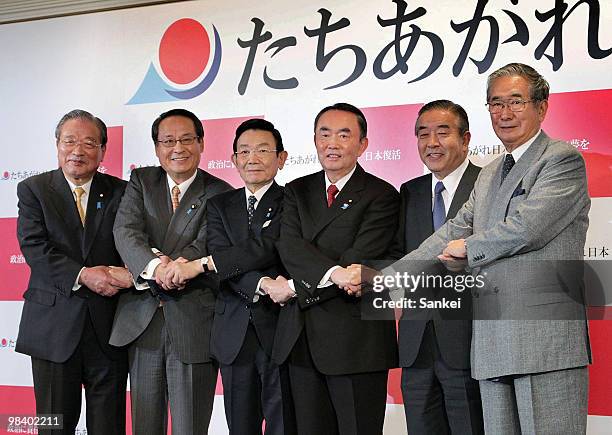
left=262, top=219, right=272, bottom=228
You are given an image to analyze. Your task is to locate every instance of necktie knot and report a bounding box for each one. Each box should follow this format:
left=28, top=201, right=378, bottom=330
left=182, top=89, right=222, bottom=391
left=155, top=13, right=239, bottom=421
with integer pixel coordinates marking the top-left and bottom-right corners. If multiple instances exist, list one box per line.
left=501, top=154, right=516, bottom=184
left=171, top=185, right=180, bottom=212
left=247, top=195, right=257, bottom=229
left=327, top=184, right=339, bottom=207
left=434, top=181, right=445, bottom=195
left=74, top=187, right=86, bottom=226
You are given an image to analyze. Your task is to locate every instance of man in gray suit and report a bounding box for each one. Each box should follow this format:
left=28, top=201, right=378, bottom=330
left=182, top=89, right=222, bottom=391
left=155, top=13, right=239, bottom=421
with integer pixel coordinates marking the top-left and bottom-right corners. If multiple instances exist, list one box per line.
left=110, top=108, right=232, bottom=435
left=378, top=63, right=591, bottom=434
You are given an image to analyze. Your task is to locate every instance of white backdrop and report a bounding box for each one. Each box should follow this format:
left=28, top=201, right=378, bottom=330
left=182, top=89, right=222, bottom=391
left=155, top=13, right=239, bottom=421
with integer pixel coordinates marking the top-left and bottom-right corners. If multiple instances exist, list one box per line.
left=1, top=1, right=611, bottom=433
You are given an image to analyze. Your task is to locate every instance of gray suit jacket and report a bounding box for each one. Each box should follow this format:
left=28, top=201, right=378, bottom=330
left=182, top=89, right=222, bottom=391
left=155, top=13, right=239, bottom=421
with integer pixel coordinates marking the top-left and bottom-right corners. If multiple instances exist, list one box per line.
left=384, top=131, right=591, bottom=379
left=109, top=166, right=232, bottom=363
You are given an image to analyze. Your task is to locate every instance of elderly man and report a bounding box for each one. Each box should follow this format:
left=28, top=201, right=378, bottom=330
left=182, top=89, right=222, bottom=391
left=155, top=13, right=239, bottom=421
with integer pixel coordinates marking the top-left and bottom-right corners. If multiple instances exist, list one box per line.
left=165, top=118, right=296, bottom=434
left=110, top=108, right=232, bottom=435
left=16, top=109, right=132, bottom=435
left=272, top=103, right=399, bottom=435
left=382, top=63, right=591, bottom=434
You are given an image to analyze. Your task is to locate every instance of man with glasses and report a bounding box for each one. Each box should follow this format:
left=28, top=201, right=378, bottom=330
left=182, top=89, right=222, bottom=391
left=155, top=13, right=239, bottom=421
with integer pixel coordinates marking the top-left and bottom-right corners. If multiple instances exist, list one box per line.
left=165, top=118, right=297, bottom=434
left=382, top=63, right=591, bottom=434
left=110, top=108, right=232, bottom=435
left=16, top=109, right=133, bottom=434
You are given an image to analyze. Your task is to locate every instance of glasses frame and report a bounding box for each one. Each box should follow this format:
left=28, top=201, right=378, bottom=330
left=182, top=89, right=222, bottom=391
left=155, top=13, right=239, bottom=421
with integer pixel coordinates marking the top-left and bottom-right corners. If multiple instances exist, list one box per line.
left=59, top=138, right=102, bottom=151
left=485, top=98, right=537, bottom=114
left=156, top=136, right=200, bottom=148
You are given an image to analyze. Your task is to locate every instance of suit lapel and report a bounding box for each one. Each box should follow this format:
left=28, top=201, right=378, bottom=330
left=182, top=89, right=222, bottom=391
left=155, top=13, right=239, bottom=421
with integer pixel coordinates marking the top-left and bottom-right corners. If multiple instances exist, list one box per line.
left=412, top=175, right=434, bottom=241
left=311, top=165, right=365, bottom=240
left=82, top=172, right=108, bottom=260
left=49, top=169, right=84, bottom=252
left=163, top=170, right=205, bottom=253
left=226, top=188, right=249, bottom=242
left=447, top=162, right=479, bottom=220
left=490, top=132, right=548, bottom=223
left=251, top=182, right=283, bottom=236
left=153, top=169, right=172, bottom=246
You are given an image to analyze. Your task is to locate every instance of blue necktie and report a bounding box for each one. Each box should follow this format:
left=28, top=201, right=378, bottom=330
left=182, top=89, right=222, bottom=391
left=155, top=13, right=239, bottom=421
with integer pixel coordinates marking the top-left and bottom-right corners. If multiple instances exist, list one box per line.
left=433, top=181, right=446, bottom=231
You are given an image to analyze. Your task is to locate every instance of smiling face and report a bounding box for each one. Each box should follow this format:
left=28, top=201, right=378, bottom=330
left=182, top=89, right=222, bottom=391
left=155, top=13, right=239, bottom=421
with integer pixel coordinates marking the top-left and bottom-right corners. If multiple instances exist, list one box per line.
left=488, top=75, right=548, bottom=152
left=416, top=108, right=470, bottom=179
left=314, top=109, right=368, bottom=183
left=57, top=118, right=106, bottom=185
left=232, top=129, right=287, bottom=193
left=154, top=115, right=203, bottom=184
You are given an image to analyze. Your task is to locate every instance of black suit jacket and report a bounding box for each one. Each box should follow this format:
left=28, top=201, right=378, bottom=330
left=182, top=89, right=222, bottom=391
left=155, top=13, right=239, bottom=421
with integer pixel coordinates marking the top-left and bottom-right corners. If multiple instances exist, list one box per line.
left=208, top=182, right=285, bottom=365
left=389, top=161, right=480, bottom=369
left=16, top=169, right=127, bottom=363
left=273, top=165, right=399, bottom=375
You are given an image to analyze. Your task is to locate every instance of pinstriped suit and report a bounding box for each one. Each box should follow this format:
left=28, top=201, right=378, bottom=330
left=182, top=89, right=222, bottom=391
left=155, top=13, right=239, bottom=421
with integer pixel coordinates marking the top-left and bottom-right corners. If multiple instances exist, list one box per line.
left=110, top=166, right=231, bottom=435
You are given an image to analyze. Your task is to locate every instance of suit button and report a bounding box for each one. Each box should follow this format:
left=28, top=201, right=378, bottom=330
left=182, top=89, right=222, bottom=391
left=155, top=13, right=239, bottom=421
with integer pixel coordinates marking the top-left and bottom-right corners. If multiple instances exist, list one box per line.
left=493, top=287, right=499, bottom=293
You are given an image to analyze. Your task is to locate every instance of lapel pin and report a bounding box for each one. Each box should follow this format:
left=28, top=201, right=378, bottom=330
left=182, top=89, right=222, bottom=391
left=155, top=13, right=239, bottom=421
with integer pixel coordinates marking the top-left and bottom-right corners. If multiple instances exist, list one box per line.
left=96, top=202, right=103, bottom=209
left=99, top=193, right=104, bottom=197
left=266, top=208, right=273, bottom=218
left=341, top=203, right=350, bottom=210
left=187, top=204, right=197, bottom=215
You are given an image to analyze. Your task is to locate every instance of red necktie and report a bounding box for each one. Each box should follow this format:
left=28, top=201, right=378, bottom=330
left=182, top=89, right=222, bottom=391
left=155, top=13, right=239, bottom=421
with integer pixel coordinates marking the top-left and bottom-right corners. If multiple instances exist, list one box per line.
left=327, top=184, right=339, bottom=207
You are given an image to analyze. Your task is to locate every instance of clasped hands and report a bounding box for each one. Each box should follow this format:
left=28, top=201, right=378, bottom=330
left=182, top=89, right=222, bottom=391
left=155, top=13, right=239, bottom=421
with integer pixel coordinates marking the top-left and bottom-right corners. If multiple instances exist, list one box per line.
left=331, top=265, right=379, bottom=298
left=80, top=265, right=133, bottom=297
left=154, top=255, right=204, bottom=291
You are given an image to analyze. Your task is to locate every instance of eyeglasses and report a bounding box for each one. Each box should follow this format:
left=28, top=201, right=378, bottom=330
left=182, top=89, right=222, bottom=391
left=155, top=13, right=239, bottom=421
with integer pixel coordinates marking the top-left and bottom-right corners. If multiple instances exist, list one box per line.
left=486, top=99, right=536, bottom=114
left=59, top=138, right=101, bottom=150
left=234, top=149, right=278, bottom=158
left=157, top=136, right=199, bottom=147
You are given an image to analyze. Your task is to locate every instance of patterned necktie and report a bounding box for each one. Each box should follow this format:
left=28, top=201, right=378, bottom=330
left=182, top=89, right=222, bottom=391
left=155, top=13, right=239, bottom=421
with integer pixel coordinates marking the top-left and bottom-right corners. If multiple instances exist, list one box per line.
left=74, top=187, right=86, bottom=226
left=501, top=154, right=516, bottom=184
left=171, top=185, right=180, bottom=212
left=247, top=195, right=257, bottom=229
left=432, top=181, right=446, bottom=231
left=327, top=184, right=339, bottom=207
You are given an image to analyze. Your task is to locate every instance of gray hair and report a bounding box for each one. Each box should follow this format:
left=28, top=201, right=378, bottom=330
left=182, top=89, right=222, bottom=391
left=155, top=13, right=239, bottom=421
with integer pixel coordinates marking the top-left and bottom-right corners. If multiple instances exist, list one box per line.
left=487, top=63, right=550, bottom=102
left=55, top=109, right=108, bottom=146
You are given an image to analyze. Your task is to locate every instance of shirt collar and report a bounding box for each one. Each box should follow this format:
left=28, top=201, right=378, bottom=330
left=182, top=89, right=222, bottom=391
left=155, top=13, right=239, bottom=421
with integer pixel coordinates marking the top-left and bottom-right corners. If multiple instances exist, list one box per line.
left=64, top=173, right=93, bottom=195
left=505, top=129, right=541, bottom=163
left=244, top=180, right=274, bottom=208
left=325, top=165, right=357, bottom=193
left=166, top=170, right=198, bottom=201
left=430, top=157, right=469, bottom=200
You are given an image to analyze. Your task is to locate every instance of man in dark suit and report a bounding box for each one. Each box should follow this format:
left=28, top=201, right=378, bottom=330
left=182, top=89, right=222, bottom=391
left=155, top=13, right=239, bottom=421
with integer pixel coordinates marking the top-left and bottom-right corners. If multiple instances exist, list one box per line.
left=388, top=100, right=483, bottom=434
left=16, top=109, right=132, bottom=435
left=272, top=103, right=399, bottom=435
left=109, top=108, right=232, bottom=435
left=165, top=118, right=296, bottom=434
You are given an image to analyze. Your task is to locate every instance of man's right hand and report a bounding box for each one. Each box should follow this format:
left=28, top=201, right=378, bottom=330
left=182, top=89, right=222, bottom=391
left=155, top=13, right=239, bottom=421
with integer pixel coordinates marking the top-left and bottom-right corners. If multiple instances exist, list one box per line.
left=331, top=267, right=362, bottom=297
left=261, top=276, right=295, bottom=304
left=80, top=266, right=130, bottom=297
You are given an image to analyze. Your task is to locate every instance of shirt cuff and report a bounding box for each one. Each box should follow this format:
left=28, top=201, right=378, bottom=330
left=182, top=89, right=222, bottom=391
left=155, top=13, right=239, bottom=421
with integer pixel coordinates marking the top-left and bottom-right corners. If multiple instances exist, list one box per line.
left=72, top=267, right=85, bottom=291
left=287, top=279, right=297, bottom=298
left=208, top=256, right=217, bottom=272
left=318, top=265, right=341, bottom=288
left=256, top=277, right=268, bottom=296
left=141, top=258, right=162, bottom=280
